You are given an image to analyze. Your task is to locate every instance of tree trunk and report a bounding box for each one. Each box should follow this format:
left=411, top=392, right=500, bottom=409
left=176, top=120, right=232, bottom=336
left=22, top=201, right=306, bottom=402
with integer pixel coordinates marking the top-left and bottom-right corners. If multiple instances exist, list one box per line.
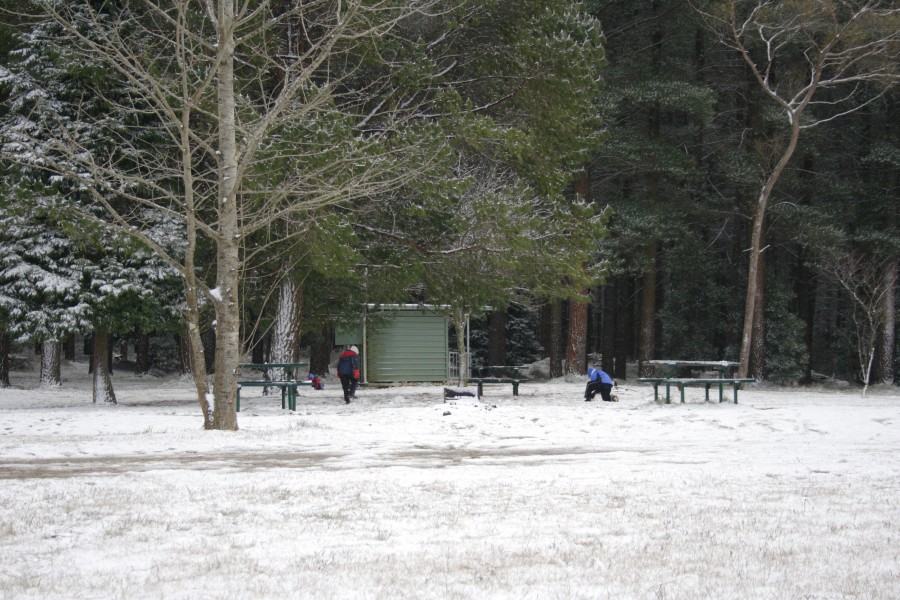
left=486, top=309, right=507, bottom=366
left=176, top=333, right=192, bottom=378
left=185, top=301, right=211, bottom=425
left=539, top=303, right=552, bottom=361
left=40, top=340, right=62, bottom=387
left=310, top=324, right=333, bottom=375
left=0, top=326, right=10, bottom=388
left=738, top=114, right=801, bottom=378
left=589, top=285, right=602, bottom=356
left=209, top=0, right=241, bottom=431
left=135, top=327, right=151, bottom=376
left=796, top=250, right=816, bottom=384
left=615, top=279, right=630, bottom=380
left=637, top=243, right=657, bottom=377
left=876, top=258, right=896, bottom=385
left=92, top=328, right=117, bottom=404
left=452, top=307, right=468, bottom=385
left=600, top=284, right=616, bottom=374
left=87, top=335, right=94, bottom=373
left=179, top=78, right=209, bottom=423
left=201, top=327, right=217, bottom=374
left=251, top=331, right=267, bottom=364
left=749, top=247, right=766, bottom=380
left=63, top=334, right=76, bottom=361
left=566, top=292, right=588, bottom=375
left=567, top=170, right=590, bottom=375
left=270, top=278, right=304, bottom=382
left=549, top=300, right=563, bottom=378
left=83, top=335, right=92, bottom=362
left=636, top=2, right=664, bottom=379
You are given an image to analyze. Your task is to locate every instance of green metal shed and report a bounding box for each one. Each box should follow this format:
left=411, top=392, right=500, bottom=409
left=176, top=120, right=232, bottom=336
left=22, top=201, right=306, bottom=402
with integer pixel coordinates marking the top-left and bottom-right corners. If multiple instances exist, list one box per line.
left=335, top=305, right=450, bottom=383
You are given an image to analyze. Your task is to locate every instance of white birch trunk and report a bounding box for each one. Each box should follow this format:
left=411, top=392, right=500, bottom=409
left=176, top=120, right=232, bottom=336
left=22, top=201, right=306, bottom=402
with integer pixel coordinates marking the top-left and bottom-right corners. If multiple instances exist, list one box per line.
left=452, top=307, right=467, bottom=386
left=270, top=278, right=304, bottom=384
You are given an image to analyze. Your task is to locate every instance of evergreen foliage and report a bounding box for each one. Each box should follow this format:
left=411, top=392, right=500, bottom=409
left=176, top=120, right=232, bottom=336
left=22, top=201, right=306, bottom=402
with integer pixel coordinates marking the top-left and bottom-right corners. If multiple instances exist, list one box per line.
left=0, top=0, right=896, bottom=391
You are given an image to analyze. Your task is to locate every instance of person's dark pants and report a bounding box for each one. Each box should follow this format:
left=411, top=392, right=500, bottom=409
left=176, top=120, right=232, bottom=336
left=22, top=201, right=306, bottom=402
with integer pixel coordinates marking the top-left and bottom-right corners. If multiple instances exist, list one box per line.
left=585, top=381, right=612, bottom=402
left=339, top=375, right=358, bottom=402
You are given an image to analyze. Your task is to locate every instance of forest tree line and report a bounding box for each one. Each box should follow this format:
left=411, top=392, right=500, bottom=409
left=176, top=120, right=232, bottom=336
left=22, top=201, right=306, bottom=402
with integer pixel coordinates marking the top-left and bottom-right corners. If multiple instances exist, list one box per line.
left=0, top=1, right=897, bottom=429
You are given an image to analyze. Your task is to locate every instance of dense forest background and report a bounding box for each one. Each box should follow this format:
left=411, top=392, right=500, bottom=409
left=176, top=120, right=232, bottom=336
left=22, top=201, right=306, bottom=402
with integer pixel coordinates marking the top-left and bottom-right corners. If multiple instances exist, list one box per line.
left=483, top=0, right=899, bottom=387
left=593, top=0, right=898, bottom=387
left=1, top=1, right=897, bottom=415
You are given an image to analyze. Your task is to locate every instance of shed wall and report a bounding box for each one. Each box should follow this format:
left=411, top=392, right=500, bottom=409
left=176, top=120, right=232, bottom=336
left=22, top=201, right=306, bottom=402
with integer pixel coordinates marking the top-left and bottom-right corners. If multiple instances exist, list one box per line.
left=367, top=310, right=448, bottom=382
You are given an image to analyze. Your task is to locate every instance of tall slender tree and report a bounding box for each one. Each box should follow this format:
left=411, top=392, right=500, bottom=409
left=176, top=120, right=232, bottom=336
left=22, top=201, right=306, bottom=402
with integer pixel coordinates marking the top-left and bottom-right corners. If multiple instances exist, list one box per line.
left=698, top=0, right=900, bottom=378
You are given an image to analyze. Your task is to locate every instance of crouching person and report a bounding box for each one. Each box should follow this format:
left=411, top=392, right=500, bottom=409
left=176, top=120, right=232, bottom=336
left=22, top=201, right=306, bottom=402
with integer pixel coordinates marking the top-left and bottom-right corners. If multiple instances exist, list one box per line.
left=585, top=366, right=616, bottom=402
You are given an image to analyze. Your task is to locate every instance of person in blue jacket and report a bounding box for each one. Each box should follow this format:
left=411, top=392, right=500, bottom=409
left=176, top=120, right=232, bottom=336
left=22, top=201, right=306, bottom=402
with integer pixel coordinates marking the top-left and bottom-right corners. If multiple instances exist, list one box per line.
left=337, top=345, right=360, bottom=404
left=585, top=366, right=616, bottom=402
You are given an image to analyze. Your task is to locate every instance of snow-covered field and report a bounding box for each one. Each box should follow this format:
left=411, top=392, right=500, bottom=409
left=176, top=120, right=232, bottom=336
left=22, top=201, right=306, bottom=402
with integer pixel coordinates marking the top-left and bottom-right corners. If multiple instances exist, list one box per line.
left=1, top=362, right=899, bottom=599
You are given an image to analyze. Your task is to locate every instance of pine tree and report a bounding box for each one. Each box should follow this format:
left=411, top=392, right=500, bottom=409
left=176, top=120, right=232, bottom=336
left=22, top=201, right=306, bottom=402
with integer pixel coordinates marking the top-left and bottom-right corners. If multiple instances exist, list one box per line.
left=588, top=0, right=717, bottom=374
left=1, top=10, right=183, bottom=399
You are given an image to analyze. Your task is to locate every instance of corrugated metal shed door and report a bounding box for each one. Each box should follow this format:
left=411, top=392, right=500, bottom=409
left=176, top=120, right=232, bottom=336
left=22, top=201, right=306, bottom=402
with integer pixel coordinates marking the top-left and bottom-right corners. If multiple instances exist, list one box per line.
left=367, top=309, right=448, bottom=382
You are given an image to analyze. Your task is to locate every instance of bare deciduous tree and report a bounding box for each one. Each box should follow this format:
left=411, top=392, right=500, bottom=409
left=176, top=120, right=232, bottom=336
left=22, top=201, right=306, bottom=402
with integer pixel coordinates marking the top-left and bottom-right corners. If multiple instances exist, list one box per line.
left=697, top=0, right=900, bottom=378
left=822, top=249, right=895, bottom=395
left=5, top=0, right=446, bottom=429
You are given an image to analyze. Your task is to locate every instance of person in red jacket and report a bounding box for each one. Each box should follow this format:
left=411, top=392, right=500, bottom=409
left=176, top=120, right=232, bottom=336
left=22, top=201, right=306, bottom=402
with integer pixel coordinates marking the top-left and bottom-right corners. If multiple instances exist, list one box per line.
left=337, top=345, right=360, bottom=404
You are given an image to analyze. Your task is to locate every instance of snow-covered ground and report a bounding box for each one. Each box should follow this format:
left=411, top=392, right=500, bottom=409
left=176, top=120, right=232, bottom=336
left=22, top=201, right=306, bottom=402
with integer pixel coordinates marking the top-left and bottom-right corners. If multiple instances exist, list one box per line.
left=1, top=362, right=899, bottom=599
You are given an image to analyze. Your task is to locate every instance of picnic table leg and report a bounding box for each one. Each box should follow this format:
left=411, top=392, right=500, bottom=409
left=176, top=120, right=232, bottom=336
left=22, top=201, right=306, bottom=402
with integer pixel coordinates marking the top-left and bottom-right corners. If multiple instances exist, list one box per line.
left=679, top=384, right=685, bottom=404
left=237, top=386, right=241, bottom=412
left=733, top=383, right=739, bottom=404
left=704, top=384, right=711, bottom=402
left=665, top=382, right=672, bottom=404
left=718, top=381, right=725, bottom=403
left=281, top=386, right=286, bottom=410
left=652, top=383, right=660, bottom=402
left=477, top=381, right=484, bottom=397
left=512, top=381, right=519, bottom=396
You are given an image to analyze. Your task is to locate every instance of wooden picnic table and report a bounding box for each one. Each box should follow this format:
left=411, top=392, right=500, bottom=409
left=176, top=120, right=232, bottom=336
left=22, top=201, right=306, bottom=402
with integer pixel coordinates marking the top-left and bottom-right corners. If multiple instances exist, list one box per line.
left=237, top=362, right=310, bottom=411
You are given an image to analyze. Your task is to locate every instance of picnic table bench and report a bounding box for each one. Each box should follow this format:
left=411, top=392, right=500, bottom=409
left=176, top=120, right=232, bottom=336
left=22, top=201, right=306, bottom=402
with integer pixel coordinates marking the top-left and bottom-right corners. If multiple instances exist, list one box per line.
left=639, top=360, right=751, bottom=404
left=638, top=377, right=755, bottom=404
left=470, top=365, right=528, bottom=397
left=237, top=362, right=310, bottom=412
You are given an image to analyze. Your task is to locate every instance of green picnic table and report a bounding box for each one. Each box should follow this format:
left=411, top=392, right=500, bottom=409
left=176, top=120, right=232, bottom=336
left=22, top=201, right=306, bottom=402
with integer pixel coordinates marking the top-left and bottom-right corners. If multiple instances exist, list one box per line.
left=470, top=365, right=528, bottom=397
left=237, top=362, right=310, bottom=411
left=638, top=376, right=755, bottom=404
left=639, top=360, right=752, bottom=404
